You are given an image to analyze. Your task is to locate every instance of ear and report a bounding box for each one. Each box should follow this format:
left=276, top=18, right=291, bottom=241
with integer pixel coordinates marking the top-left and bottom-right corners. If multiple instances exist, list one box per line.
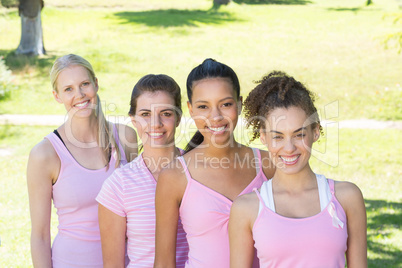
left=53, top=90, right=63, bottom=104
left=94, top=77, right=99, bottom=92
left=237, top=96, right=243, bottom=115
left=175, top=113, right=182, bottom=128
left=130, top=115, right=137, bottom=127
left=313, top=124, right=320, bottom=142
left=187, top=101, right=193, bottom=117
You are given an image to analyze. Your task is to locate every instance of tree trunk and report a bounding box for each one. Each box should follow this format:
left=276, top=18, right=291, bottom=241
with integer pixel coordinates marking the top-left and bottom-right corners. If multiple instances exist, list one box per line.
left=16, top=0, right=45, bottom=56
left=213, top=0, right=231, bottom=9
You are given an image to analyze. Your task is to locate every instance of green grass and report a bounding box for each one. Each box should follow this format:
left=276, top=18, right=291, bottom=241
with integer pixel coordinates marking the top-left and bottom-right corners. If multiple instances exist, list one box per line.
left=0, top=124, right=401, bottom=267
left=0, top=0, right=401, bottom=119
left=0, top=0, right=401, bottom=266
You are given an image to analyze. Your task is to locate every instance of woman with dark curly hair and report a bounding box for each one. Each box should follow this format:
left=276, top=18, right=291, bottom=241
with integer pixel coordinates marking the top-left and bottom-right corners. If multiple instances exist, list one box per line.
left=229, top=71, right=367, bottom=268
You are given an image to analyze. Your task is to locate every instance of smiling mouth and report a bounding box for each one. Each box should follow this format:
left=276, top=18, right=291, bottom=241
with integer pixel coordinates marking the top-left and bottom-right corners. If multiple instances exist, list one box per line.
left=279, top=155, right=300, bottom=165
left=148, top=132, right=164, bottom=138
left=74, top=100, right=89, bottom=108
left=207, top=125, right=227, bottom=133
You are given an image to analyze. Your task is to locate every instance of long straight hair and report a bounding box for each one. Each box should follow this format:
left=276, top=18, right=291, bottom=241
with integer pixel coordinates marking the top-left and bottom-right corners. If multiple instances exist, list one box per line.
left=185, top=58, right=240, bottom=152
left=50, top=54, right=122, bottom=168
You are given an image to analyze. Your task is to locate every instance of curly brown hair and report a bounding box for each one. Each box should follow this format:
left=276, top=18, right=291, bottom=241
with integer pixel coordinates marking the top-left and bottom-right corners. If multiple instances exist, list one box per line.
left=243, top=71, right=322, bottom=142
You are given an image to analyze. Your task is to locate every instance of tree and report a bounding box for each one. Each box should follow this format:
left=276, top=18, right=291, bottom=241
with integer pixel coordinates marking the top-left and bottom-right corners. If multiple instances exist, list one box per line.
left=213, top=0, right=231, bottom=9
left=16, top=0, right=46, bottom=55
left=1, top=0, right=46, bottom=55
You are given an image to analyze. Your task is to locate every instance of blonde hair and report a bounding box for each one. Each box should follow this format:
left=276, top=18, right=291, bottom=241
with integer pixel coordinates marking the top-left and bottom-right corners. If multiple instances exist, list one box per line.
left=50, top=54, right=122, bottom=168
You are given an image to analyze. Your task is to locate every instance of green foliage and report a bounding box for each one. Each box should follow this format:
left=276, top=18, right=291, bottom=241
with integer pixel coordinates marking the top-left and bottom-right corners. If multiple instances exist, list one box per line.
left=0, top=0, right=18, bottom=8
left=0, top=56, right=16, bottom=100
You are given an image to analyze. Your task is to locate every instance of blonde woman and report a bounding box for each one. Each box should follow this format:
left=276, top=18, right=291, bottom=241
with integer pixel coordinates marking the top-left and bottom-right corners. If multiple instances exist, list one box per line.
left=27, top=54, right=137, bottom=267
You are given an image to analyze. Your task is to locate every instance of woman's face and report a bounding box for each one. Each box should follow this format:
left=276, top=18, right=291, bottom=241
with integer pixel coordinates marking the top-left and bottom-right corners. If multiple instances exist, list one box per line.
left=53, top=65, right=98, bottom=118
left=188, top=77, right=241, bottom=148
left=260, top=106, right=320, bottom=175
left=132, top=91, right=180, bottom=149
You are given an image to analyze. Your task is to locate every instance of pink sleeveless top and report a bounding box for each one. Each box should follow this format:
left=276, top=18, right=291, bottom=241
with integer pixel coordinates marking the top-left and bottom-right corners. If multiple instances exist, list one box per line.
left=253, top=178, right=348, bottom=268
left=46, top=124, right=127, bottom=267
left=178, top=148, right=267, bottom=268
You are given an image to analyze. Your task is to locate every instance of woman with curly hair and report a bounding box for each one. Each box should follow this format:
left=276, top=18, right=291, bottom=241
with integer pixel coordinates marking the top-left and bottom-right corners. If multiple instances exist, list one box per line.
left=229, top=71, right=367, bottom=268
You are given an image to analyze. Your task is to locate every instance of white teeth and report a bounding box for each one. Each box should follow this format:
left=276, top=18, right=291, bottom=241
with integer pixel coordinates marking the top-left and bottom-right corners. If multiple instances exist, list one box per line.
left=280, top=155, right=299, bottom=162
left=149, top=133, right=163, bottom=137
left=75, top=101, right=89, bottom=107
left=208, top=126, right=225, bottom=132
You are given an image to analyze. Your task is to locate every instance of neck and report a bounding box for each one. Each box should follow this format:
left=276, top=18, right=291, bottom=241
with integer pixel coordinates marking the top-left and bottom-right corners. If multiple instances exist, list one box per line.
left=64, top=114, right=99, bottom=145
left=142, top=145, right=179, bottom=175
left=272, top=165, right=316, bottom=193
left=200, top=137, right=242, bottom=159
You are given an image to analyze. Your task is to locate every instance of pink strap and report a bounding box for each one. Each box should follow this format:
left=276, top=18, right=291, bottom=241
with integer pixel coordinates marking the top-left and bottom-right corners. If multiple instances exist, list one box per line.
left=177, top=156, right=192, bottom=182
left=253, top=187, right=264, bottom=203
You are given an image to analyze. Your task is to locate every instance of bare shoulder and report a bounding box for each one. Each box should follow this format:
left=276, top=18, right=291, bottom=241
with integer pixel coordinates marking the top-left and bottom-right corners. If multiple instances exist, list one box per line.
left=27, top=138, right=60, bottom=183
left=29, top=138, right=59, bottom=165
left=159, top=157, right=188, bottom=187
left=334, top=180, right=365, bottom=211
left=115, top=123, right=138, bottom=161
left=232, top=191, right=259, bottom=211
left=231, top=191, right=260, bottom=226
left=157, top=157, right=188, bottom=202
left=115, top=123, right=137, bottom=144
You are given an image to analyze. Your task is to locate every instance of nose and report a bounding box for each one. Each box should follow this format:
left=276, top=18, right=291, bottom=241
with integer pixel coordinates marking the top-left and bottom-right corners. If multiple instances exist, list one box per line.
left=77, top=86, right=86, bottom=98
left=151, top=114, right=163, bottom=128
left=210, top=107, right=223, bottom=123
left=283, top=137, right=296, bottom=153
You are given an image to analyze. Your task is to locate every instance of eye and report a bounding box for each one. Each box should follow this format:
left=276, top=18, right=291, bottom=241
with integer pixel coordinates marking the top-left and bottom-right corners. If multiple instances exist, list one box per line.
left=222, top=102, right=233, bottom=107
left=296, top=133, right=306, bottom=138
left=140, top=112, right=150, bottom=117
left=64, top=87, right=72, bottom=92
left=197, top=105, right=208, bottom=109
left=82, top=82, right=91, bottom=86
left=272, top=135, right=283, bottom=140
left=162, top=112, right=173, bottom=117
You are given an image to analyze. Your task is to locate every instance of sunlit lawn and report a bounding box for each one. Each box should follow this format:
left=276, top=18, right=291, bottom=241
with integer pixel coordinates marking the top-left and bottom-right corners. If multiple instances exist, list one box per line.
left=0, top=0, right=401, bottom=119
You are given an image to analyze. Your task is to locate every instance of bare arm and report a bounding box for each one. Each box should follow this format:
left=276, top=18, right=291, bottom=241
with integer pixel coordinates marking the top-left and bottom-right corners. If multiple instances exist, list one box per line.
left=335, top=181, right=367, bottom=268
left=98, top=204, right=127, bottom=268
left=154, top=164, right=187, bottom=268
left=229, top=193, right=258, bottom=268
left=27, top=140, right=59, bottom=267
left=117, top=123, right=138, bottom=162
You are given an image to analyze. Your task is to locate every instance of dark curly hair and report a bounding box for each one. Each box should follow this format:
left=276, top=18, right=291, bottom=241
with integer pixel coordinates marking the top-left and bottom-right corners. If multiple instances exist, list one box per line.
left=243, top=71, right=322, bottom=142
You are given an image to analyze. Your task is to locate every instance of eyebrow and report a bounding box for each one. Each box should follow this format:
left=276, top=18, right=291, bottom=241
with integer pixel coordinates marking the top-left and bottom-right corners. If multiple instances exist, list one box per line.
left=138, top=108, right=174, bottom=112
left=270, top=127, right=307, bottom=134
left=194, top=97, right=235, bottom=104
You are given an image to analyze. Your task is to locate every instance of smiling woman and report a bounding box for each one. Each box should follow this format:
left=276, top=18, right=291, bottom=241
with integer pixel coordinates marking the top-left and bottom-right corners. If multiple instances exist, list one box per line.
left=26, top=54, right=138, bottom=267
left=154, top=59, right=275, bottom=268
left=229, top=71, right=367, bottom=268
left=96, top=74, right=189, bottom=267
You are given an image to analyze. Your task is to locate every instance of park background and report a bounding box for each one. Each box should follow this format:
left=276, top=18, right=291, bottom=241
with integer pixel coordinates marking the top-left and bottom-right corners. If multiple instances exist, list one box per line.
left=0, top=0, right=401, bottom=266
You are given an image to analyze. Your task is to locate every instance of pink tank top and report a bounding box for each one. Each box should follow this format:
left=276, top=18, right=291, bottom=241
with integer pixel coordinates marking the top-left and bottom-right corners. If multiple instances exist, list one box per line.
left=46, top=124, right=127, bottom=267
left=253, top=178, right=348, bottom=268
left=178, top=148, right=267, bottom=268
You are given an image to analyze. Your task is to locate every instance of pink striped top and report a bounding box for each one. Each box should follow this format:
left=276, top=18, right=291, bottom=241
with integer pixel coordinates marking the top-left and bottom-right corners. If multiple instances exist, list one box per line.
left=96, top=152, right=189, bottom=268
